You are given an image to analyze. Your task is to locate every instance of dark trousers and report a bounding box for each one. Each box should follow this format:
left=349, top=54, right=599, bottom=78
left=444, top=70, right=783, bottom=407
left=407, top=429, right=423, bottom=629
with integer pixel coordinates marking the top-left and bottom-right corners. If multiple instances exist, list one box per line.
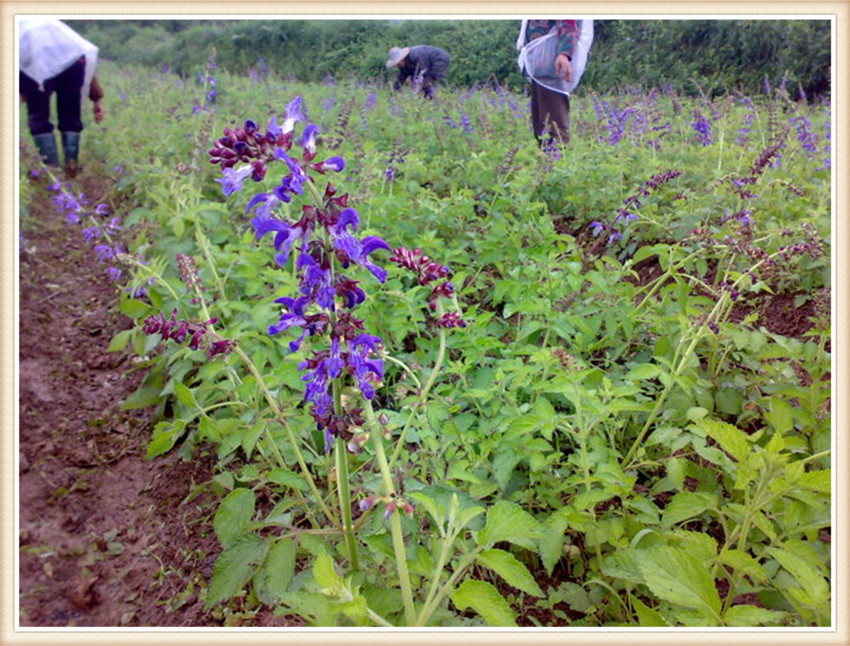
left=530, top=80, right=570, bottom=145
left=20, top=57, right=86, bottom=136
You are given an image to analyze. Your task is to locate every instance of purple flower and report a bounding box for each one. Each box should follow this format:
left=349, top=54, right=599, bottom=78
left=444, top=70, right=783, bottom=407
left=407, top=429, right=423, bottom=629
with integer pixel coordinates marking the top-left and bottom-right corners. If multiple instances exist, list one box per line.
left=272, top=149, right=309, bottom=201
left=590, top=221, right=604, bottom=237
left=330, top=209, right=391, bottom=282
left=252, top=215, right=309, bottom=268
left=82, top=226, right=101, bottom=242
left=312, top=156, right=346, bottom=174
left=300, top=124, right=320, bottom=159
left=94, top=244, right=116, bottom=262
left=281, top=96, right=305, bottom=134
left=691, top=112, right=713, bottom=146
left=215, top=165, right=255, bottom=197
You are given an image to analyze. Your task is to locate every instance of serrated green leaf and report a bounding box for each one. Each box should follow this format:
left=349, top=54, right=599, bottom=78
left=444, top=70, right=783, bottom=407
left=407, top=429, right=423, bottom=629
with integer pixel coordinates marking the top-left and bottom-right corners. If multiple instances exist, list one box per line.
left=267, top=468, right=309, bottom=492
left=145, top=419, right=186, bottom=459
left=601, top=549, right=644, bottom=586
left=538, top=510, right=570, bottom=576
left=625, top=363, right=662, bottom=381
left=121, top=386, right=163, bottom=411
left=477, top=500, right=541, bottom=548
left=723, top=604, right=787, bottom=627
left=253, top=538, right=296, bottom=604
left=118, top=298, right=154, bottom=320
left=476, top=549, right=543, bottom=597
left=716, top=549, right=767, bottom=582
left=451, top=579, right=517, bottom=626
left=174, top=382, right=198, bottom=408
left=796, top=469, right=830, bottom=493
left=631, top=594, right=670, bottom=626
left=764, top=398, right=795, bottom=434
left=204, top=533, right=268, bottom=609
left=313, top=550, right=340, bottom=590
left=765, top=545, right=830, bottom=605
left=698, top=418, right=751, bottom=462
left=661, top=491, right=717, bottom=528
left=214, top=488, right=255, bottom=548
left=637, top=546, right=722, bottom=624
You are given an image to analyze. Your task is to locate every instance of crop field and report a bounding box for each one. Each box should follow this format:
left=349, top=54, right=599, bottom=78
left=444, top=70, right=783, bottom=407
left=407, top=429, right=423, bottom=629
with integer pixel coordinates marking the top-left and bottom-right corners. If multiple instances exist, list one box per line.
left=17, top=54, right=833, bottom=630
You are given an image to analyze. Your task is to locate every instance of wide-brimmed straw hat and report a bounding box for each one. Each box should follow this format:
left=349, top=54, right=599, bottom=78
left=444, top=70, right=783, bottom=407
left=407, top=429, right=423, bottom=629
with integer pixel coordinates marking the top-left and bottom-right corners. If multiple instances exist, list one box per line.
left=385, top=47, right=410, bottom=69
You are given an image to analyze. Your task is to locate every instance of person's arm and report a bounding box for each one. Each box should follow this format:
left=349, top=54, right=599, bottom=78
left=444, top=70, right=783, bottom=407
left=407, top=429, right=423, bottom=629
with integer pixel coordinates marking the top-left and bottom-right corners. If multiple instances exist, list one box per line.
left=554, top=21, right=580, bottom=81
left=89, top=75, right=105, bottom=123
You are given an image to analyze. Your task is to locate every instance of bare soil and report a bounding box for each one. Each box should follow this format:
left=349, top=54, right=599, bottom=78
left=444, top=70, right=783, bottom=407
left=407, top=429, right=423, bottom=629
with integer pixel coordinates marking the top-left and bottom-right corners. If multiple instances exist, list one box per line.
left=18, top=170, right=221, bottom=627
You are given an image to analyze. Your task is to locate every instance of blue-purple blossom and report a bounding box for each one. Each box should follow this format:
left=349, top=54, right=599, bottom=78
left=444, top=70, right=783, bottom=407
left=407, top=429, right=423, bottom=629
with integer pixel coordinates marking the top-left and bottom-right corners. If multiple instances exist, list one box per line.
left=252, top=215, right=309, bottom=268
left=691, top=112, right=713, bottom=146
left=82, top=226, right=101, bottom=242
left=281, top=96, right=305, bottom=134
left=216, top=165, right=255, bottom=197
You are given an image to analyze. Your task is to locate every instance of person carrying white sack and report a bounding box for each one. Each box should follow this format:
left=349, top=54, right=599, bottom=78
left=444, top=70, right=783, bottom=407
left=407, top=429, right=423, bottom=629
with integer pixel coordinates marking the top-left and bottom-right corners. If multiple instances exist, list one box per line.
left=517, top=19, right=593, bottom=147
left=19, top=18, right=104, bottom=174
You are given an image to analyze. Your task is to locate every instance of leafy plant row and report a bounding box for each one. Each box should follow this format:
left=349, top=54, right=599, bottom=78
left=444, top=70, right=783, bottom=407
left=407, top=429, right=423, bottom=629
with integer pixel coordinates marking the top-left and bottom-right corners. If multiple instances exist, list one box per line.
left=20, top=56, right=832, bottom=627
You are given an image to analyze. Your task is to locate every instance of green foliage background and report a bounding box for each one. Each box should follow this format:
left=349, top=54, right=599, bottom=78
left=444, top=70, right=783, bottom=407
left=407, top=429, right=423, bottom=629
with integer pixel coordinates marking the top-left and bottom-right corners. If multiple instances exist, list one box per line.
left=66, top=18, right=831, bottom=99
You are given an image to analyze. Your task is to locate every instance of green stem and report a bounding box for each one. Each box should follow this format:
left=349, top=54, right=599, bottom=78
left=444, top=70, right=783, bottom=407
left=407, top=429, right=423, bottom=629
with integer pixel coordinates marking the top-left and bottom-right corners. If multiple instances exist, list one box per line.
left=335, top=435, right=359, bottom=570
left=389, top=305, right=448, bottom=469
left=365, top=401, right=416, bottom=625
left=231, top=343, right=340, bottom=529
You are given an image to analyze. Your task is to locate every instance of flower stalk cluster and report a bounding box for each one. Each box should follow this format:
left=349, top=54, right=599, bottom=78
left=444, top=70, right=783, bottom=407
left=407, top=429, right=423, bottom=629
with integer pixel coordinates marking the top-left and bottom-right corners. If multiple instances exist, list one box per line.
left=589, top=169, right=683, bottom=248
left=142, top=309, right=235, bottom=358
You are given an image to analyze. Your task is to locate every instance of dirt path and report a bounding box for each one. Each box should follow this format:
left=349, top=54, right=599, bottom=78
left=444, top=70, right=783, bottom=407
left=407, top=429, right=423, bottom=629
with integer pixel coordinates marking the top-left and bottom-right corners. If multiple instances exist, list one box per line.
left=17, top=170, right=221, bottom=627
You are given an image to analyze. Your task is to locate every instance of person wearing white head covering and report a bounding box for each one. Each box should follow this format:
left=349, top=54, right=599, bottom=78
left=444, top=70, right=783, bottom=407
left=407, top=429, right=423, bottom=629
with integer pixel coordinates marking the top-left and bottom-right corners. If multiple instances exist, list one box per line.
left=19, top=18, right=104, bottom=173
left=517, top=19, right=593, bottom=147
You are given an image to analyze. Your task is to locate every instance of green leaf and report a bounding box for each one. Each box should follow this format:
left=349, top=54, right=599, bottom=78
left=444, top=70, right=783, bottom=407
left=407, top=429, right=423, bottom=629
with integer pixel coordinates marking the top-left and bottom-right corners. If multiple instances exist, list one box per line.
left=698, top=418, right=751, bottom=462
left=476, top=501, right=541, bottom=548
left=764, top=398, right=795, bottom=434
left=118, top=298, right=154, bottom=320
left=714, top=388, right=743, bottom=416
left=538, top=510, right=570, bottom=576
left=637, top=546, right=722, bottom=624
left=204, top=533, right=268, bottom=609
left=451, top=579, right=517, bottom=626
left=214, top=488, right=255, bottom=548
left=174, top=382, right=198, bottom=408
left=765, top=545, right=830, bottom=605
left=106, top=329, right=133, bottom=352
left=254, top=538, right=296, bottom=604
left=796, top=469, right=831, bottom=493
left=476, top=549, right=544, bottom=597
left=631, top=594, right=670, bottom=627
left=661, top=491, right=717, bottom=528
left=716, top=549, right=767, bottom=582
left=313, top=550, right=340, bottom=590
left=267, top=468, right=309, bottom=492
left=145, top=419, right=187, bottom=459
left=121, top=386, right=163, bottom=411
left=625, top=363, right=662, bottom=381
left=723, top=604, right=788, bottom=627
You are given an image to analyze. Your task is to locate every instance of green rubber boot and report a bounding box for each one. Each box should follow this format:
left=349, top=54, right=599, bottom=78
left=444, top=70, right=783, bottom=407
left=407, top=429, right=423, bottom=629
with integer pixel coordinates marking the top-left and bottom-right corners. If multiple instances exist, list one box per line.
left=61, top=131, right=81, bottom=176
left=32, top=133, right=59, bottom=166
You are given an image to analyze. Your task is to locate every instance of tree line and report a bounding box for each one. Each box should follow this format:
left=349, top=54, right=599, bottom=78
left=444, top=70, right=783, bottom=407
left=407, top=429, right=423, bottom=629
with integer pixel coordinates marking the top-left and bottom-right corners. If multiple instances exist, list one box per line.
left=66, top=18, right=831, bottom=100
